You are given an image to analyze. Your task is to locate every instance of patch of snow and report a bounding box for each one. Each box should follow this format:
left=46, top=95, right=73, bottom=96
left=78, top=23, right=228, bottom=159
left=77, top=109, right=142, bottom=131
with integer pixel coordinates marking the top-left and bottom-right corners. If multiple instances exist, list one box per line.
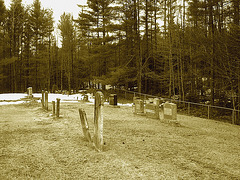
left=0, top=93, right=26, bottom=100
left=0, top=93, right=133, bottom=107
left=0, top=101, right=25, bottom=105
left=118, top=103, right=133, bottom=107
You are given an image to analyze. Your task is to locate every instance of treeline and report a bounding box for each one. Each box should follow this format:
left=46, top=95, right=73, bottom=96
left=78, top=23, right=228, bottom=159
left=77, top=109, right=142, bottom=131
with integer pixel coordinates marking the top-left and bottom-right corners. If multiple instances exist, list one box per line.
left=0, top=0, right=240, bottom=109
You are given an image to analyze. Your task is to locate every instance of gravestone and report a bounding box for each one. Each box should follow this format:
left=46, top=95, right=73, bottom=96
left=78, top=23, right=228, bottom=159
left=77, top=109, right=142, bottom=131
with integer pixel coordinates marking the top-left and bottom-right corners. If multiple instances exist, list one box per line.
left=153, top=98, right=160, bottom=106
left=83, top=95, right=89, bottom=102
left=109, top=94, right=117, bottom=106
left=159, top=103, right=164, bottom=120
left=133, top=97, right=144, bottom=114
left=27, top=87, right=32, bottom=96
left=145, top=103, right=159, bottom=119
left=163, top=102, right=177, bottom=122
left=93, top=91, right=104, bottom=151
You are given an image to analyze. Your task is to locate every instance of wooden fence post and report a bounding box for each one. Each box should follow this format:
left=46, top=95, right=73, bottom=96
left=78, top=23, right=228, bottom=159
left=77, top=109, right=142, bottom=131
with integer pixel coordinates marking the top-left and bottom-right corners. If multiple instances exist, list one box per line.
left=42, top=90, right=45, bottom=108
left=93, top=91, right=104, bottom=151
left=45, top=91, right=48, bottom=110
left=56, top=98, right=60, bottom=118
left=52, top=101, right=55, bottom=116
left=188, top=102, right=190, bottom=115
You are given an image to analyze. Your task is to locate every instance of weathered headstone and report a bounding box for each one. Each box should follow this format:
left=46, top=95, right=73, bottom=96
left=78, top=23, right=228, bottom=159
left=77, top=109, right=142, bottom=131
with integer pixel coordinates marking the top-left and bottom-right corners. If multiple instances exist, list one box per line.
left=133, top=98, right=144, bottom=114
left=159, top=103, right=164, bottom=120
left=153, top=98, right=160, bottom=106
left=79, top=108, right=92, bottom=142
left=93, top=91, right=104, bottom=151
left=27, top=87, right=33, bottom=96
left=145, top=103, right=159, bottom=119
left=163, top=102, right=177, bottom=122
left=83, top=95, right=89, bottom=102
left=109, top=94, right=117, bottom=106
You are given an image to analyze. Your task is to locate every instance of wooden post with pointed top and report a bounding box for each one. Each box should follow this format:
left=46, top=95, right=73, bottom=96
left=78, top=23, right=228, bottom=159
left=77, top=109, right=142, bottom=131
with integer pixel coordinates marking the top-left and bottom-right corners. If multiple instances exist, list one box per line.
left=93, top=91, right=104, bottom=151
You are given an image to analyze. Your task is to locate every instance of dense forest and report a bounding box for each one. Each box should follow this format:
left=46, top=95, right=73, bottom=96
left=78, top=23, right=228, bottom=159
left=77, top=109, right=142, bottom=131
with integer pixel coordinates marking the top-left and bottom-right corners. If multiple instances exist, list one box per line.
left=0, top=0, right=239, bottom=108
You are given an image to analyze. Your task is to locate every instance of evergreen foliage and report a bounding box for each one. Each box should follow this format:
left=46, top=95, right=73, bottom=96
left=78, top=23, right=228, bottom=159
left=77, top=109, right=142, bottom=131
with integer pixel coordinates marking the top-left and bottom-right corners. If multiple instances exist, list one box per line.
left=0, top=0, right=239, bottom=109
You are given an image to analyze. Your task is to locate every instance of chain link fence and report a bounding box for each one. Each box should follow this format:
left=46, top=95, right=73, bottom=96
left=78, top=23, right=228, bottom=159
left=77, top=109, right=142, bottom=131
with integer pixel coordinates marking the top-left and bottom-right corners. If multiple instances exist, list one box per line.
left=110, top=88, right=240, bottom=125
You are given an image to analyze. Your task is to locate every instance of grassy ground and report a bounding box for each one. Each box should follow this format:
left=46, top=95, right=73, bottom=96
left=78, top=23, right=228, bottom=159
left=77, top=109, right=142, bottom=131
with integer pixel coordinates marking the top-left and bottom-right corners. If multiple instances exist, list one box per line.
left=0, top=101, right=240, bottom=179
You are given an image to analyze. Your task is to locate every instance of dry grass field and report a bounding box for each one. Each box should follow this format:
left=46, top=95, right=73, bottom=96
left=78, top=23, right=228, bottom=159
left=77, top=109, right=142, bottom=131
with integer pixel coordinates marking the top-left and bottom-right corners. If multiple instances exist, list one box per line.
left=1, top=101, right=240, bottom=179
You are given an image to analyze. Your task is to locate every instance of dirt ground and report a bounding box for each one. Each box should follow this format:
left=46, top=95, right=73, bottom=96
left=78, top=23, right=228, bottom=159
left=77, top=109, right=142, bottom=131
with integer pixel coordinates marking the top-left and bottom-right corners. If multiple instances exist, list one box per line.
left=0, top=101, right=240, bottom=179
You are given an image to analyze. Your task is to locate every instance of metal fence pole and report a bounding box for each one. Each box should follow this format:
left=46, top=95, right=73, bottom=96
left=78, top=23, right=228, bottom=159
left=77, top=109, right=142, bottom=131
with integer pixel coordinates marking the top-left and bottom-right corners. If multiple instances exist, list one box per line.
left=208, top=105, right=210, bottom=119
left=232, top=110, right=235, bottom=124
left=188, top=102, right=190, bottom=115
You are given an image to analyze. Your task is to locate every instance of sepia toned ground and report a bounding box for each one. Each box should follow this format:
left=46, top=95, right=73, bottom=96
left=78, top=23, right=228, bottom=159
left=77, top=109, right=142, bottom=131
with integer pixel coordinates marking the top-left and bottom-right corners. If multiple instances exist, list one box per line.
left=1, top=101, right=240, bottom=179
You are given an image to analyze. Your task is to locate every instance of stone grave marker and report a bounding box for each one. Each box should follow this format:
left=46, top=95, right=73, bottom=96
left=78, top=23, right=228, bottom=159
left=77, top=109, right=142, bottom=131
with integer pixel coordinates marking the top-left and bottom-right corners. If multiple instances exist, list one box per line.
left=159, top=103, right=164, bottom=120
left=153, top=98, right=160, bottom=106
left=163, top=102, right=177, bottom=122
left=145, top=103, right=159, bottom=119
left=83, top=94, right=89, bottom=102
left=27, top=87, right=32, bottom=96
left=133, top=97, right=144, bottom=114
left=109, top=94, right=117, bottom=106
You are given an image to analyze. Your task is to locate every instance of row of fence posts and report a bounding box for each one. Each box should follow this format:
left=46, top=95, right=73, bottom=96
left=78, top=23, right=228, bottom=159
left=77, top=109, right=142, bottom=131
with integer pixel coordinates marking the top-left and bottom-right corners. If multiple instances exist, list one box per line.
left=40, top=90, right=103, bottom=151
left=123, top=90, right=239, bottom=125
left=187, top=102, right=238, bottom=125
left=41, top=90, right=60, bottom=117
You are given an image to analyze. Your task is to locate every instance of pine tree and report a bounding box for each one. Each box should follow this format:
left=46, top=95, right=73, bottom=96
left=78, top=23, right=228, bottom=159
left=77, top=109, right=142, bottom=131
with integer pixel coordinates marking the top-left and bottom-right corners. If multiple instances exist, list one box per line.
left=0, top=0, right=6, bottom=92
left=58, top=12, right=76, bottom=93
left=29, top=0, right=54, bottom=91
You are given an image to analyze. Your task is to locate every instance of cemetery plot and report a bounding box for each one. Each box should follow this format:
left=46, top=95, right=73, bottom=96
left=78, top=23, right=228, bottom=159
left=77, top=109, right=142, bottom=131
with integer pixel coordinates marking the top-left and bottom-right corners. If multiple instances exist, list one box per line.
left=0, top=100, right=240, bottom=179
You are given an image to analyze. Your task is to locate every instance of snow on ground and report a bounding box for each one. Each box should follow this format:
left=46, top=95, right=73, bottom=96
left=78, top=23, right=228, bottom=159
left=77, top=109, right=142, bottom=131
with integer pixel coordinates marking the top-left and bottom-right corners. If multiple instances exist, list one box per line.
left=0, top=93, right=90, bottom=105
left=0, top=93, right=132, bottom=106
left=0, top=93, right=26, bottom=101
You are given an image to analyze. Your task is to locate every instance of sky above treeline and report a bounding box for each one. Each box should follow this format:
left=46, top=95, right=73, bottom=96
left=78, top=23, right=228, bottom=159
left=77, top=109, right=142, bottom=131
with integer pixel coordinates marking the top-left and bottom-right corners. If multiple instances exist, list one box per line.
left=4, top=0, right=87, bottom=25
